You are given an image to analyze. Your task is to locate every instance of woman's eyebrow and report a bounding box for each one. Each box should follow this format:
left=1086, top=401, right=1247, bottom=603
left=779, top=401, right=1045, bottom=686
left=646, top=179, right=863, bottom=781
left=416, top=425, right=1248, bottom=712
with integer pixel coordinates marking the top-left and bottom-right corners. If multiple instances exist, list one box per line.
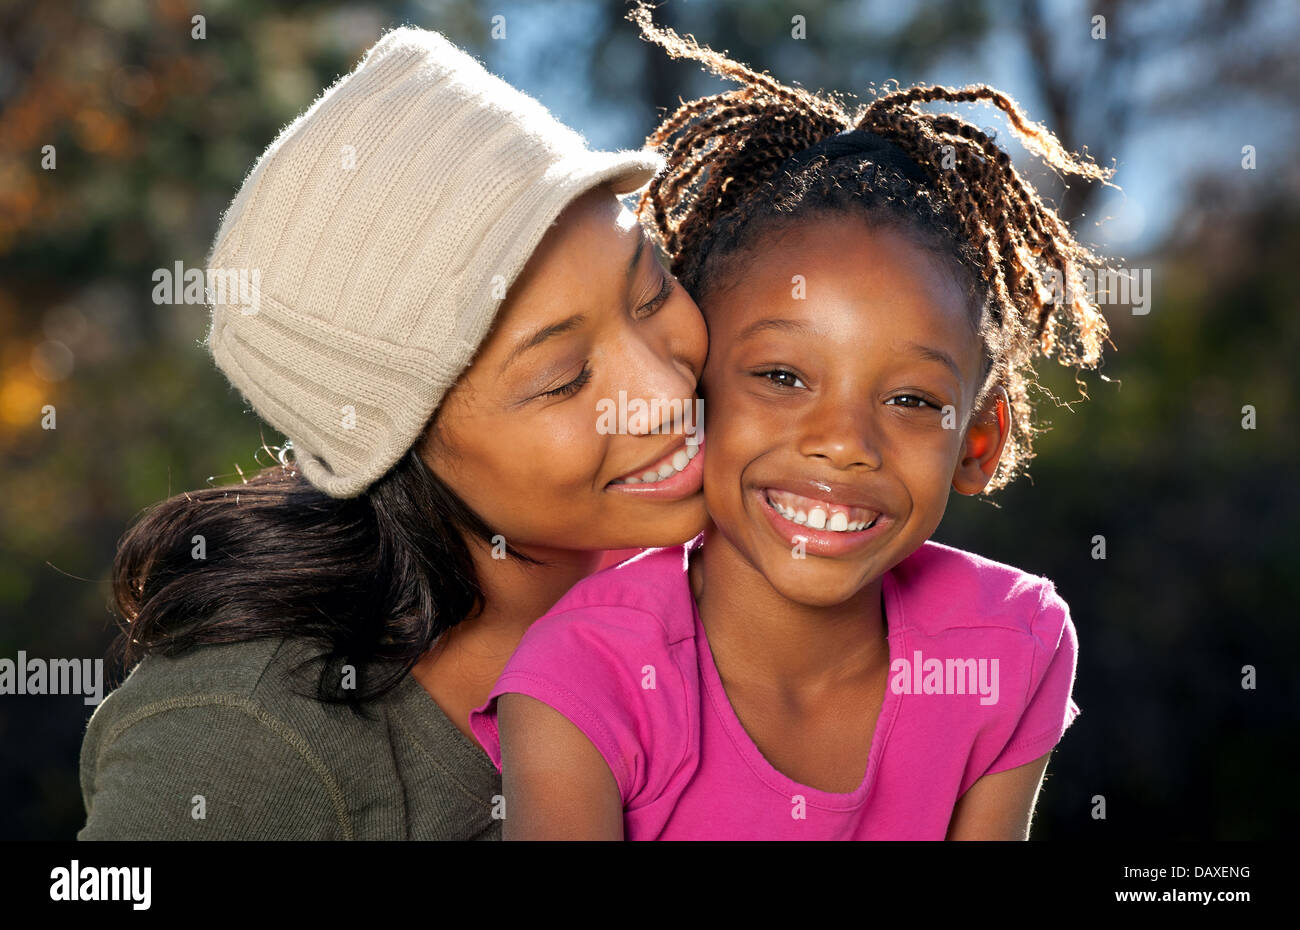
left=500, top=314, right=586, bottom=373
left=499, top=233, right=646, bottom=374
left=626, top=233, right=647, bottom=281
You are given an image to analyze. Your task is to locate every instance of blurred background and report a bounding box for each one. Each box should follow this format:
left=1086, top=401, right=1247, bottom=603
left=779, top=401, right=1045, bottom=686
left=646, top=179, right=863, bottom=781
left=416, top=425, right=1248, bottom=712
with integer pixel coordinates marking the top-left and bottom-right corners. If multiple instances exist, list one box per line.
left=1, top=0, right=1297, bottom=840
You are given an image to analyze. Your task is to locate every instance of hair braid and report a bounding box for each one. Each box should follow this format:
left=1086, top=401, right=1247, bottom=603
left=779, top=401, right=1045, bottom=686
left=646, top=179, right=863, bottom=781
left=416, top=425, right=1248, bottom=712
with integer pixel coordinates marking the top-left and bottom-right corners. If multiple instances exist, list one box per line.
left=629, top=2, right=1119, bottom=492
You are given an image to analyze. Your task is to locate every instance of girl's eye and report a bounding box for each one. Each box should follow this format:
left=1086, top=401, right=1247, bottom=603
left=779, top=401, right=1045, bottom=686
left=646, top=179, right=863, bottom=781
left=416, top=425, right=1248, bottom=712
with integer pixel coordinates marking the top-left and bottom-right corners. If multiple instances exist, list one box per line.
left=885, top=394, right=937, bottom=410
left=758, top=369, right=806, bottom=390
left=541, top=362, right=592, bottom=399
left=635, top=273, right=675, bottom=319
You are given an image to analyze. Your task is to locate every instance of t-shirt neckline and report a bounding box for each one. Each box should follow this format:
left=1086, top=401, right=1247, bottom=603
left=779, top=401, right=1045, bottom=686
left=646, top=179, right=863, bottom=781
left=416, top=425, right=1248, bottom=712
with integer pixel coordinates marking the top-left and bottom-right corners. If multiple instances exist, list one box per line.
left=689, top=554, right=906, bottom=811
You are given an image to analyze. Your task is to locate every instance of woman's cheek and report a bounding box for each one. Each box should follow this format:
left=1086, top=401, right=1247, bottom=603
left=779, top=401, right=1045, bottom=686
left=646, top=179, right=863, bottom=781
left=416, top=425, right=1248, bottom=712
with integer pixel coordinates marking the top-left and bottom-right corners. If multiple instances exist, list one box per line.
left=503, top=406, right=609, bottom=505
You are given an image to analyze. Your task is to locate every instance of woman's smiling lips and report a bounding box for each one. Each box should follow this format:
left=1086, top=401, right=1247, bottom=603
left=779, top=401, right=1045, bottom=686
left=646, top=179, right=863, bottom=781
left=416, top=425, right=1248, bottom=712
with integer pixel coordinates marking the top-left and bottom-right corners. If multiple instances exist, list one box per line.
left=753, top=481, right=891, bottom=557
left=606, top=435, right=704, bottom=499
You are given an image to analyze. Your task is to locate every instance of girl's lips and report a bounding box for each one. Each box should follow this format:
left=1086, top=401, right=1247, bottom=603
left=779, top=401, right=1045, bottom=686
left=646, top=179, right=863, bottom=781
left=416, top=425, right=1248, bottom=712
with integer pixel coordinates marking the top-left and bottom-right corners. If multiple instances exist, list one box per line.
left=754, top=487, right=890, bottom=557
left=606, top=436, right=705, bottom=501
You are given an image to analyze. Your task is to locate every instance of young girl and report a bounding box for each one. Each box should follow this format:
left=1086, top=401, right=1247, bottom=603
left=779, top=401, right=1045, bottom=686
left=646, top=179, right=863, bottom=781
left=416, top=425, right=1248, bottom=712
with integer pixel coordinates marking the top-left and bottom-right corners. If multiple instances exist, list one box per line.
left=468, top=8, right=1115, bottom=840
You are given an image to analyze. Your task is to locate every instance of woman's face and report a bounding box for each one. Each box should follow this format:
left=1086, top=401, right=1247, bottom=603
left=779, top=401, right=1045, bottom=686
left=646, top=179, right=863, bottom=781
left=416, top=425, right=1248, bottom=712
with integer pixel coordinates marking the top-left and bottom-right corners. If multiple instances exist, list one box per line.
left=423, top=185, right=709, bottom=557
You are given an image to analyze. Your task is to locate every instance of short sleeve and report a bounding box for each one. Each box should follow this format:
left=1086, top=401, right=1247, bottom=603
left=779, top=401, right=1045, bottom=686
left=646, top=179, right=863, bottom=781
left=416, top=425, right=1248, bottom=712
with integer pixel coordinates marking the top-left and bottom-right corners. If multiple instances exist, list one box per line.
left=469, top=604, right=690, bottom=807
left=983, top=583, right=1081, bottom=776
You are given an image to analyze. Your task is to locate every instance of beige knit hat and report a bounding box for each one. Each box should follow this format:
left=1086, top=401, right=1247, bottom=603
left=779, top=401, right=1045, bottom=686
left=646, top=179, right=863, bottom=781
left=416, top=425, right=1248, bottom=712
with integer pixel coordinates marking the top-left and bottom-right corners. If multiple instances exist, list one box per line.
left=204, top=26, right=662, bottom=498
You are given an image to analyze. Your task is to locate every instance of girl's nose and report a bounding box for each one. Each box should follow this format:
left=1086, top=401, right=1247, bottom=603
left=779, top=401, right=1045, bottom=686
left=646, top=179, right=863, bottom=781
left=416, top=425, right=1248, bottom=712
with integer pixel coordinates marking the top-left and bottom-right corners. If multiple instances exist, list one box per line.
left=797, top=398, right=883, bottom=471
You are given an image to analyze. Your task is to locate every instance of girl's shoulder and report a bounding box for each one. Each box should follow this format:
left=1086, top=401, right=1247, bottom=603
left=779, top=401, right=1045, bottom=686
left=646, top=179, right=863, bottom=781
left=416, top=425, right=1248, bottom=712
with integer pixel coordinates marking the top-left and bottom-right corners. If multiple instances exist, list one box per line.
left=531, top=539, right=699, bottom=647
left=472, top=541, right=703, bottom=804
left=888, top=539, right=1071, bottom=643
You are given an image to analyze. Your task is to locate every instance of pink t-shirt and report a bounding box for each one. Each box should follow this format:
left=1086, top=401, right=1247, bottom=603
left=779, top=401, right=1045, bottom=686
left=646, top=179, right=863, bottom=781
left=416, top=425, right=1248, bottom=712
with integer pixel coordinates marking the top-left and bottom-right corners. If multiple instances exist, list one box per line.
left=470, top=534, right=1080, bottom=840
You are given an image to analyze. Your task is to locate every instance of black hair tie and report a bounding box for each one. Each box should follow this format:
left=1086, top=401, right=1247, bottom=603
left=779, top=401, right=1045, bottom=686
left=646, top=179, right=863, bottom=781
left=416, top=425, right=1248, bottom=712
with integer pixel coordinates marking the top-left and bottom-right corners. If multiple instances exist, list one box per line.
left=777, top=127, right=932, bottom=188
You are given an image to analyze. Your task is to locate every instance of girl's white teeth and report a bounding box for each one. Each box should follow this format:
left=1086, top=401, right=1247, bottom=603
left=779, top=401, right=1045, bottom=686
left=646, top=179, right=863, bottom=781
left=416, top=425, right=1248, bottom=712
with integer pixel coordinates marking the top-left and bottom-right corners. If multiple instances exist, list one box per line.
left=766, top=491, right=879, bottom=533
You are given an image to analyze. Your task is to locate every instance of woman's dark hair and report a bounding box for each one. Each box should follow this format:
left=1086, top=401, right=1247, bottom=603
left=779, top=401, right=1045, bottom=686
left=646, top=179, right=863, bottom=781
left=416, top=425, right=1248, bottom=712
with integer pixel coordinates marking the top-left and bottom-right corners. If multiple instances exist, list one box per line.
left=630, top=3, right=1118, bottom=492
left=110, top=429, right=535, bottom=712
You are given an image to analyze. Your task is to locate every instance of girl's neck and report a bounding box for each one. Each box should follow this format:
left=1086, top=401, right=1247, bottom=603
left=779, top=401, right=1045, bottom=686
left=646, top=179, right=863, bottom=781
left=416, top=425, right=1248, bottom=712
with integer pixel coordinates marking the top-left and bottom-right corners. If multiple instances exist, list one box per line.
left=412, top=539, right=603, bottom=743
left=689, top=524, right=889, bottom=703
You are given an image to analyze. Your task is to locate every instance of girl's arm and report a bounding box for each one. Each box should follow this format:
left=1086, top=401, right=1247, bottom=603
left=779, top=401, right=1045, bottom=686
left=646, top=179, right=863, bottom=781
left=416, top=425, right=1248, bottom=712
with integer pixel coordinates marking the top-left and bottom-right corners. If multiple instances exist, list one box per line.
left=497, top=692, right=624, bottom=840
left=945, top=750, right=1053, bottom=840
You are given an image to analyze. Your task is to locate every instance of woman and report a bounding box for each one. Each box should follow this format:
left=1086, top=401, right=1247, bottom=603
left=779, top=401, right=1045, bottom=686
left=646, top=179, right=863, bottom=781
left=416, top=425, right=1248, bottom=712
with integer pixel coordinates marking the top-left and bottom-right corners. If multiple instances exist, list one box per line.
left=77, top=27, right=707, bottom=839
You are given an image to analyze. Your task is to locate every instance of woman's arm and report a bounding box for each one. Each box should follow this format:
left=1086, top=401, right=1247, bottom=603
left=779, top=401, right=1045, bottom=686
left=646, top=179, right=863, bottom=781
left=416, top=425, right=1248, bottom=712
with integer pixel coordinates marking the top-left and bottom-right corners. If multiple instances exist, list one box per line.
left=944, top=750, right=1054, bottom=840
left=497, top=693, right=624, bottom=840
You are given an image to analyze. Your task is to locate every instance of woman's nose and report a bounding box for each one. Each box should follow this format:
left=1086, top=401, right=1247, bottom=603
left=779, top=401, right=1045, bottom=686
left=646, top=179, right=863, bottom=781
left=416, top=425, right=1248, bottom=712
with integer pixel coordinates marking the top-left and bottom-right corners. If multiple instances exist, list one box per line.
left=618, top=322, right=706, bottom=435
left=664, top=282, right=709, bottom=384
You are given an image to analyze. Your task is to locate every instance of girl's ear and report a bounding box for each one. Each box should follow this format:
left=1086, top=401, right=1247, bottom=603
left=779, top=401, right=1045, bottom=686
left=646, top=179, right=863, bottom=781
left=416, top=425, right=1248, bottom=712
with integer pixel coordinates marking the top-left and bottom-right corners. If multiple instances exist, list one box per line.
left=952, top=385, right=1010, bottom=496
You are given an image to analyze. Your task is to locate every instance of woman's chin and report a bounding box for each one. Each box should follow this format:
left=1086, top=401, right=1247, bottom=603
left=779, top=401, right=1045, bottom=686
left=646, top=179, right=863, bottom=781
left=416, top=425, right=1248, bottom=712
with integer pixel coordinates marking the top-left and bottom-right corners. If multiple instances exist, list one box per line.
left=599, top=500, right=710, bottom=551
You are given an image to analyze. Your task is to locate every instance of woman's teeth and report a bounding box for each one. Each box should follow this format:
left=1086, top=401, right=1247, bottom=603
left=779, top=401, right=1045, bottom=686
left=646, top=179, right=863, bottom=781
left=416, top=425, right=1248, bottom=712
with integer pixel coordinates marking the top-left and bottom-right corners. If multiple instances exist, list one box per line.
left=611, top=437, right=701, bottom=485
left=765, top=489, right=879, bottom=533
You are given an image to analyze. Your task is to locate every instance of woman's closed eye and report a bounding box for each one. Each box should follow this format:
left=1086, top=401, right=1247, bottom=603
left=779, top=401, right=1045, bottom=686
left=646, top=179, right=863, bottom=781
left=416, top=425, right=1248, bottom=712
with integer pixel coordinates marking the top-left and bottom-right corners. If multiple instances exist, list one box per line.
left=635, top=272, right=675, bottom=319
left=539, top=362, right=593, bottom=399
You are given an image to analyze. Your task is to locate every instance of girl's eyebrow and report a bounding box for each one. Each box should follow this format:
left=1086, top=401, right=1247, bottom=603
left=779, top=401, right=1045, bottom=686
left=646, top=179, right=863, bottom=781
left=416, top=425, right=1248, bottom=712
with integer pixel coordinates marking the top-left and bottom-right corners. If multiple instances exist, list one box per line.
left=898, top=340, right=963, bottom=381
left=738, top=319, right=961, bottom=379
left=738, top=319, right=962, bottom=381
left=738, top=318, right=815, bottom=340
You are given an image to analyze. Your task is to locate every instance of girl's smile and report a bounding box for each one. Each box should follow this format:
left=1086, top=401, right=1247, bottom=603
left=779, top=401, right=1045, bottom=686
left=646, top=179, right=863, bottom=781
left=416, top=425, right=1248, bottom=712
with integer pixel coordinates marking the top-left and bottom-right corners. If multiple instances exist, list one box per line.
left=754, top=481, right=894, bottom=559
left=696, top=213, right=1008, bottom=608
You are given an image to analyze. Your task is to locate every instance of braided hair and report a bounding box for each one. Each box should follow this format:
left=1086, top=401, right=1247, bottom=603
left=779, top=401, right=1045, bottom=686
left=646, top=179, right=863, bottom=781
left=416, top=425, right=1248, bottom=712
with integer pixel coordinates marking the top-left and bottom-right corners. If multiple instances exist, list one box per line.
left=630, top=2, right=1118, bottom=492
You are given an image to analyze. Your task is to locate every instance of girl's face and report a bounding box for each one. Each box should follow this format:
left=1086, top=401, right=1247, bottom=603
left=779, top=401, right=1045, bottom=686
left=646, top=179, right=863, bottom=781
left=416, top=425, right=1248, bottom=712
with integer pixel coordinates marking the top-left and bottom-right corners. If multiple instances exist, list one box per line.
left=422, top=185, right=709, bottom=557
left=697, top=214, right=1010, bottom=607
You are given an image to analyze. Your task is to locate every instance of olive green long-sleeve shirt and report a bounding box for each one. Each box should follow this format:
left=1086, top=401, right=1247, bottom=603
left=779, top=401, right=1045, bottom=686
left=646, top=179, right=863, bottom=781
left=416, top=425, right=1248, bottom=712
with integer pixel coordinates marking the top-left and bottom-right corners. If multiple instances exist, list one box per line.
left=78, top=636, right=501, bottom=840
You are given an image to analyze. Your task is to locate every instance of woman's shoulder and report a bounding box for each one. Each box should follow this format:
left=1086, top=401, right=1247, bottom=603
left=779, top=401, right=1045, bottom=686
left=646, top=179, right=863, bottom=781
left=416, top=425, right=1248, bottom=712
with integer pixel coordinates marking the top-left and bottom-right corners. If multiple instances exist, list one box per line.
left=80, top=638, right=391, bottom=837
left=87, top=636, right=332, bottom=734
left=79, top=638, right=341, bottom=838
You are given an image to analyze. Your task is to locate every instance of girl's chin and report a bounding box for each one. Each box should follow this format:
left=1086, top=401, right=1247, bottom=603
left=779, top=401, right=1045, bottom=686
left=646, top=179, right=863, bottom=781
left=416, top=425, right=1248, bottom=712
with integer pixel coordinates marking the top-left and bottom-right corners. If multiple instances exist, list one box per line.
left=764, top=573, right=874, bottom=609
left=743, top=540, right=885, bottom=606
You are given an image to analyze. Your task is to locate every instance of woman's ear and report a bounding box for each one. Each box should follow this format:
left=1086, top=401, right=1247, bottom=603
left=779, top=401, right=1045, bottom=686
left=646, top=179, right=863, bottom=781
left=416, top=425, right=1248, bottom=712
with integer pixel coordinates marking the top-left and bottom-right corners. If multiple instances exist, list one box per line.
left=952, top=384, right=1010, bottom=496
